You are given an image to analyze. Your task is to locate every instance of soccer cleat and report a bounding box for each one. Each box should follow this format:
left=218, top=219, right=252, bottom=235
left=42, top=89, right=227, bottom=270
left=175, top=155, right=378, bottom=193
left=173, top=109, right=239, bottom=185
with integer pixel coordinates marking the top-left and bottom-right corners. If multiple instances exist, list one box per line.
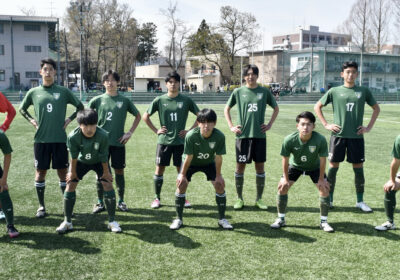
left=184, top=199, right=192, bottom=208
left=270, top=218, right=286, bottom=229
left=320, top=221, right=334, bottom=232
left=117, top=202, right=128, bottom=212
left=92, top=203, right=106, bottom=214
left=255, top=199, right=268, bottom=210
left=151, top=198, right=161, bottom=209
left=36, top=206, right=46, bottom=218
left=355, top=202, right=373, bottom=212
left=218, top=219, right=233, bottom=230
left=169, top=218, right=183, bottom=230
left=7, top=224, right=20, bottom=238
left=56, top=221, right=73, bottom=234
left=375, top=221, right=396, bottom=231
left=108, top=221, right=122, bottom=233
left=233, top=199, right=244, bottom=210
left=0, top=210, right=5, bottom=220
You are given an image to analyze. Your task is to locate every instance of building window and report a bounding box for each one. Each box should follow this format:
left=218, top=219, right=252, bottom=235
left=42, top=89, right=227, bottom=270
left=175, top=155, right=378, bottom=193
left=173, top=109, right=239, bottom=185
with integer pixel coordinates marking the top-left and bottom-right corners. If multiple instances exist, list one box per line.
left=319, top=35, right=325, bottom=41
left=0, top=70, right=5, bottom=81
left=303, top=34, right=310, bottom=42
left=26, top=71, right=41, bottom=78
left=24, top=24, right=41, bottom=31
left=0, top=23, right=3, bottom=34
left=376, top=78, right=383, bottom=82
left=25, top=46, right=42, bottom=52
left=311, top=35, right=318, bottom=43
left=0, top=45, right=4, bottom=55
left=302, top=44, right=309, bottom=49
left=326, top=36, right=332, bottom=44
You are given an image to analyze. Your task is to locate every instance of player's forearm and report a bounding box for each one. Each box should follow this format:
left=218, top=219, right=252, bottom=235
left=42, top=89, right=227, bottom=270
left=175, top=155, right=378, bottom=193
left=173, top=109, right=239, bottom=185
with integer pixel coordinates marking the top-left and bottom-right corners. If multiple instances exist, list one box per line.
left=67, top=102, right=84, bottom=121
left=215, top=155, right=223, bottom=176
left=390, top=158, right=400, bottom=183
left=319, top=157, right=327, bottom=181
left=1, top=103, right=16, bottom=131
left=1, top=154, right=11, bottom=182
left=282, top=157, right=289, bottom=181
left=224, top=106, right=234, bottom=128
left=180, top=156, right=193, bottom=176
left=314, top=101, right=328, bottom=126
left=143, top=113, right=158, bottom=134
left=70, top=159, right=78, bottom=177
left=366, top=104, right=380, bottom=130
left=19, top=107, right=35, bottom=123
left=128, top=113, right=141, bottom=134
left=267, top=106, right=279, bottom=126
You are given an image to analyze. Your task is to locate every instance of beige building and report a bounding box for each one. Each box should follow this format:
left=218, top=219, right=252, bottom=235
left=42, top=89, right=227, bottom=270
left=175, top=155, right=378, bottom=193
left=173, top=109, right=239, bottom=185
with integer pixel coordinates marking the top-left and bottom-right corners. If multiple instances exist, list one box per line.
left=251, top=50, right=290, bottom=86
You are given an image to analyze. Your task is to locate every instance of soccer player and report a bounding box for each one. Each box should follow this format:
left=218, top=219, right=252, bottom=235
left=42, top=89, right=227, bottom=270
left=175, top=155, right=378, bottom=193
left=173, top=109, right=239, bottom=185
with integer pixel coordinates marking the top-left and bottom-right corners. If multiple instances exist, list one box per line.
left=170, top=108, right=233, bottom=230
left=19, top=58, right=84, bottom=218
left=143, top=71, right=199, bottom=209
left=56, top=109, right=121, bottom=234
left=224, top=64, right=279, bottom=210
left=314, top=61, right=380, bottom=212
left=0, top=91, right=16, bottom=220
left=89, top=70, right=141, bottom=213
left=270, top=111, right=333, bottom=232
left=0, top=128, right=19, bottom=237
left=375, top=135, right=400, bottom=231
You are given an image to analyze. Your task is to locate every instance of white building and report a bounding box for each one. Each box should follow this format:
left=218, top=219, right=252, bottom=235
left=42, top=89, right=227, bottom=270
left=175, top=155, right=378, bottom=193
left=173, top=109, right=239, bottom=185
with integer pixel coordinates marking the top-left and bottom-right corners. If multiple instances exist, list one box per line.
left=0, top=15, right=58, bottom=90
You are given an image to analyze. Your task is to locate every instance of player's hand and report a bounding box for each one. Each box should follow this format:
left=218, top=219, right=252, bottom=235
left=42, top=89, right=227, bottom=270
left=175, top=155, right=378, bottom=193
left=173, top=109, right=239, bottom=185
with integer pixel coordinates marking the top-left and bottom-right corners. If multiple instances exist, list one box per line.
left=157, top=126, right=168, bottom=135
left=317, top=178, right=330, bottom=192
left=214, top=174, right=225, bottom=187
left=324, top=123, right=341, bottom=133
left=0, top=177, right=8, bottom=192
left=119, top=131, right=132, bottom=144
left=63, top=118, right=72, bottom=130
left=176, top=173, right=188, bottom=188
left=278, top=178, right=290, bottom=192
left=383, top=180, right=399, bottom=192
left=30, top=119, right=39, bottom=129
left=179, top=130, right=188, bottom=138
left=357, top=126, right=370, bottom=135
left=101, top=171, right=113, bottom=183
left=66, top=172, right=78, bottom=183
left=230, top=125, right=242, bottom=135
left=260, top=123, right=272, bottom=133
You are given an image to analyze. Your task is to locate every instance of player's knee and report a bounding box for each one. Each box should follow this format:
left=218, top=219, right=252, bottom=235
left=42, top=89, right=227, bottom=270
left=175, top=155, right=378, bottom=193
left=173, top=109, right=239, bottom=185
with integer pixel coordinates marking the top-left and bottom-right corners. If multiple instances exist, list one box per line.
left=102, top=182, right=113, bottom=191
left=35, top=169, right=47, bottom=181
left=114, top=169, right=124, bottom=175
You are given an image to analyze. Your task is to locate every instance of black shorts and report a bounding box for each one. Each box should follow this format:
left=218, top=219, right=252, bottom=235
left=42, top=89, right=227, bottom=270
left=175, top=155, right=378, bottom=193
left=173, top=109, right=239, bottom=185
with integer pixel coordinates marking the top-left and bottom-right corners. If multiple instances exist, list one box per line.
left=76, top=161, right=108, bottom=180
left=155, top=144, right=184, bottom=167
left=287, top=166, right=326, bottom=184
left=186, top=163, right=216, bottom=182
left=34, top=143, right=69, bottom=170
left=236, top=138, right=266, bottom=164
left=109, top=146, right=126, bottom=169
left=329, top=136, right=365, bottom=163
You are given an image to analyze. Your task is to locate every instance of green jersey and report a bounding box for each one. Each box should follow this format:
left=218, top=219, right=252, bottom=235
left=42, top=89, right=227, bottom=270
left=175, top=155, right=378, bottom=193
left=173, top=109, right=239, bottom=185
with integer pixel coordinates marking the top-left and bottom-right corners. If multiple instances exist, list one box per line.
left=226, top=85, right=278, bottom=139
left=319, top=85, right=377, bottom=139
left=88, top=93, right=139, bottom=147
left=67, top=126, right=109, bottom=165
left=391, top=135, right=400, bottom=159
left=147, top=93, right=199, bottom=145
left=0, top=132, right=13, bottom=155
left=183, top=127, right=226, bottom=166
left=280, top=131, right=328, bottom=171
left=20, top=84, right=83, bottom=143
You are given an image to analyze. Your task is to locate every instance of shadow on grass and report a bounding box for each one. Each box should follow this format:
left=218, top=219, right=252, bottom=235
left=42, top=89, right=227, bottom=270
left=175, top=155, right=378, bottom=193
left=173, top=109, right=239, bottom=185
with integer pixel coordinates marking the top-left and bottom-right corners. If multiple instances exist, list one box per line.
left=273, top=206, right=389, bottom=214
left=331, top=222, right=400, bottom=240
left=0, top=231, right=101, bottom=254
left=233, top=222, right=316, bottom=243
left=122, top=223, right=201, bottom=249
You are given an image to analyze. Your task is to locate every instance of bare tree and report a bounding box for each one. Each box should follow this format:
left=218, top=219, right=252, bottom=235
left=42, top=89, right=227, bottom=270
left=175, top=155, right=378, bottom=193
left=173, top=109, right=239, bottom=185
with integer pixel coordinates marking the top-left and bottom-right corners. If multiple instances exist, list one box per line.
left=19, top=7, right=37, bottom=16
left=160, top=1, right=188, bottom=71
left=393, top=0, right=400, bottom=42
left=371, top=0, right=391, bottom=53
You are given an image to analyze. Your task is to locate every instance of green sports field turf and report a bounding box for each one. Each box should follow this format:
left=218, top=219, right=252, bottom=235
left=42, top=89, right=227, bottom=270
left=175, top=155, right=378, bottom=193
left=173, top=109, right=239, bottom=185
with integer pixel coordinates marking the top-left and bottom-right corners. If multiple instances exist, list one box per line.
left=0, top=103, right=399, bottom=279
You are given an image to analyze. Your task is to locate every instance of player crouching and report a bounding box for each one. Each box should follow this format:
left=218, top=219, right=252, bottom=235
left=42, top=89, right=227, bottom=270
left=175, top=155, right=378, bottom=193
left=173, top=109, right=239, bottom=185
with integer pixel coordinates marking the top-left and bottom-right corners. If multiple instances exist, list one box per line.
left=270, top=111, right=334, bottom=232
left=170, top=108, right=233, bottom=230
left=56, top=109, right=121, bottom=234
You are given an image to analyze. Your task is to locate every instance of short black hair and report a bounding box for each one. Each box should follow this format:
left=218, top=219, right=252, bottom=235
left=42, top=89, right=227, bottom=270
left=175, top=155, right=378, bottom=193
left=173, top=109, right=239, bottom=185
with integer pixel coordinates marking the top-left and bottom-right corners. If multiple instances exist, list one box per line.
left=102, top=70, right=120, bottom=82
left=243, top=64, right=259, bottom=77
left=296, top=111, right=316, bottom=124
left=165, top=71, right=181, bottom=83
left=40, top=58, right=56, bottom=69
left=342, top=61, right=358, bottom=71
left=77, top=109, right=98, bottom=125
left=197, top=108, right=217, bottom=123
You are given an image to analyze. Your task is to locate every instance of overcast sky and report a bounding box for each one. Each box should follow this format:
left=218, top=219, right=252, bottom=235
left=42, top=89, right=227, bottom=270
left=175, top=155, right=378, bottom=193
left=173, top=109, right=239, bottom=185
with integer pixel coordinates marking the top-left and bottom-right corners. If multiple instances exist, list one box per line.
left=2, top=0, right=359, bottom=52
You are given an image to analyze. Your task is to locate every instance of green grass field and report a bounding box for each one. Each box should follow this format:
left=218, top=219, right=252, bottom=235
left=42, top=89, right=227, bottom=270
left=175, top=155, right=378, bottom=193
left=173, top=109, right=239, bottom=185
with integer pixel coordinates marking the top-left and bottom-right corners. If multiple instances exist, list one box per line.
left=1, top=103, right=399, bottom=279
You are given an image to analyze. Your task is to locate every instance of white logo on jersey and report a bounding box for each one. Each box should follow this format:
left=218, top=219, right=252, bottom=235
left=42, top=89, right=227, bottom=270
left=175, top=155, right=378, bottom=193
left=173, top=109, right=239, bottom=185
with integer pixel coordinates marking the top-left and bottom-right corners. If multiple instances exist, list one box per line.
left=94, top=142, right=99, bottom=150
left=294, top=147, right=300, bottom=150
left=116, top=101, right=123, bottom=108
left=195, top=143, right=200, bottom=145
left=355, top=92, right=362, bottom=99
left=209, top=142, right=216, bottom=149
left=53, top=93, right=60, bottom=100
left=177, top=102, right=183, bottom=109
left=163, top=104, right=168, bottom=107
left=309, top=146, right=316, bottom=153
left=257, top=93, right=263, bottom=100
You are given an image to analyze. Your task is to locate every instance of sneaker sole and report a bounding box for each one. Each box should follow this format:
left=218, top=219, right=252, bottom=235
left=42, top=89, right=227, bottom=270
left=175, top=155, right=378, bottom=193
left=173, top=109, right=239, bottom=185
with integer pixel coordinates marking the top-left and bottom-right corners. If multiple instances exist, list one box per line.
left=320, top=226, right=334, bottom=233
left=36, top=212, right=47, bottom=218
left=270, top=224, right=286, bottom=229
left=56, top=228, right=73, bottom=234
left=218, top=224, right=234, bottom=230
left=9, top=233, right=20, bottom=238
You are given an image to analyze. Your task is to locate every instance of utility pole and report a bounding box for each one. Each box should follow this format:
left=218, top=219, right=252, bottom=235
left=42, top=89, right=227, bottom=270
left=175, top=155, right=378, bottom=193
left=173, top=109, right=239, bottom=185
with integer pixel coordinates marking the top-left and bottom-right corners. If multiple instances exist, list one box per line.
left=309, top=44, right=314, bottom=93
